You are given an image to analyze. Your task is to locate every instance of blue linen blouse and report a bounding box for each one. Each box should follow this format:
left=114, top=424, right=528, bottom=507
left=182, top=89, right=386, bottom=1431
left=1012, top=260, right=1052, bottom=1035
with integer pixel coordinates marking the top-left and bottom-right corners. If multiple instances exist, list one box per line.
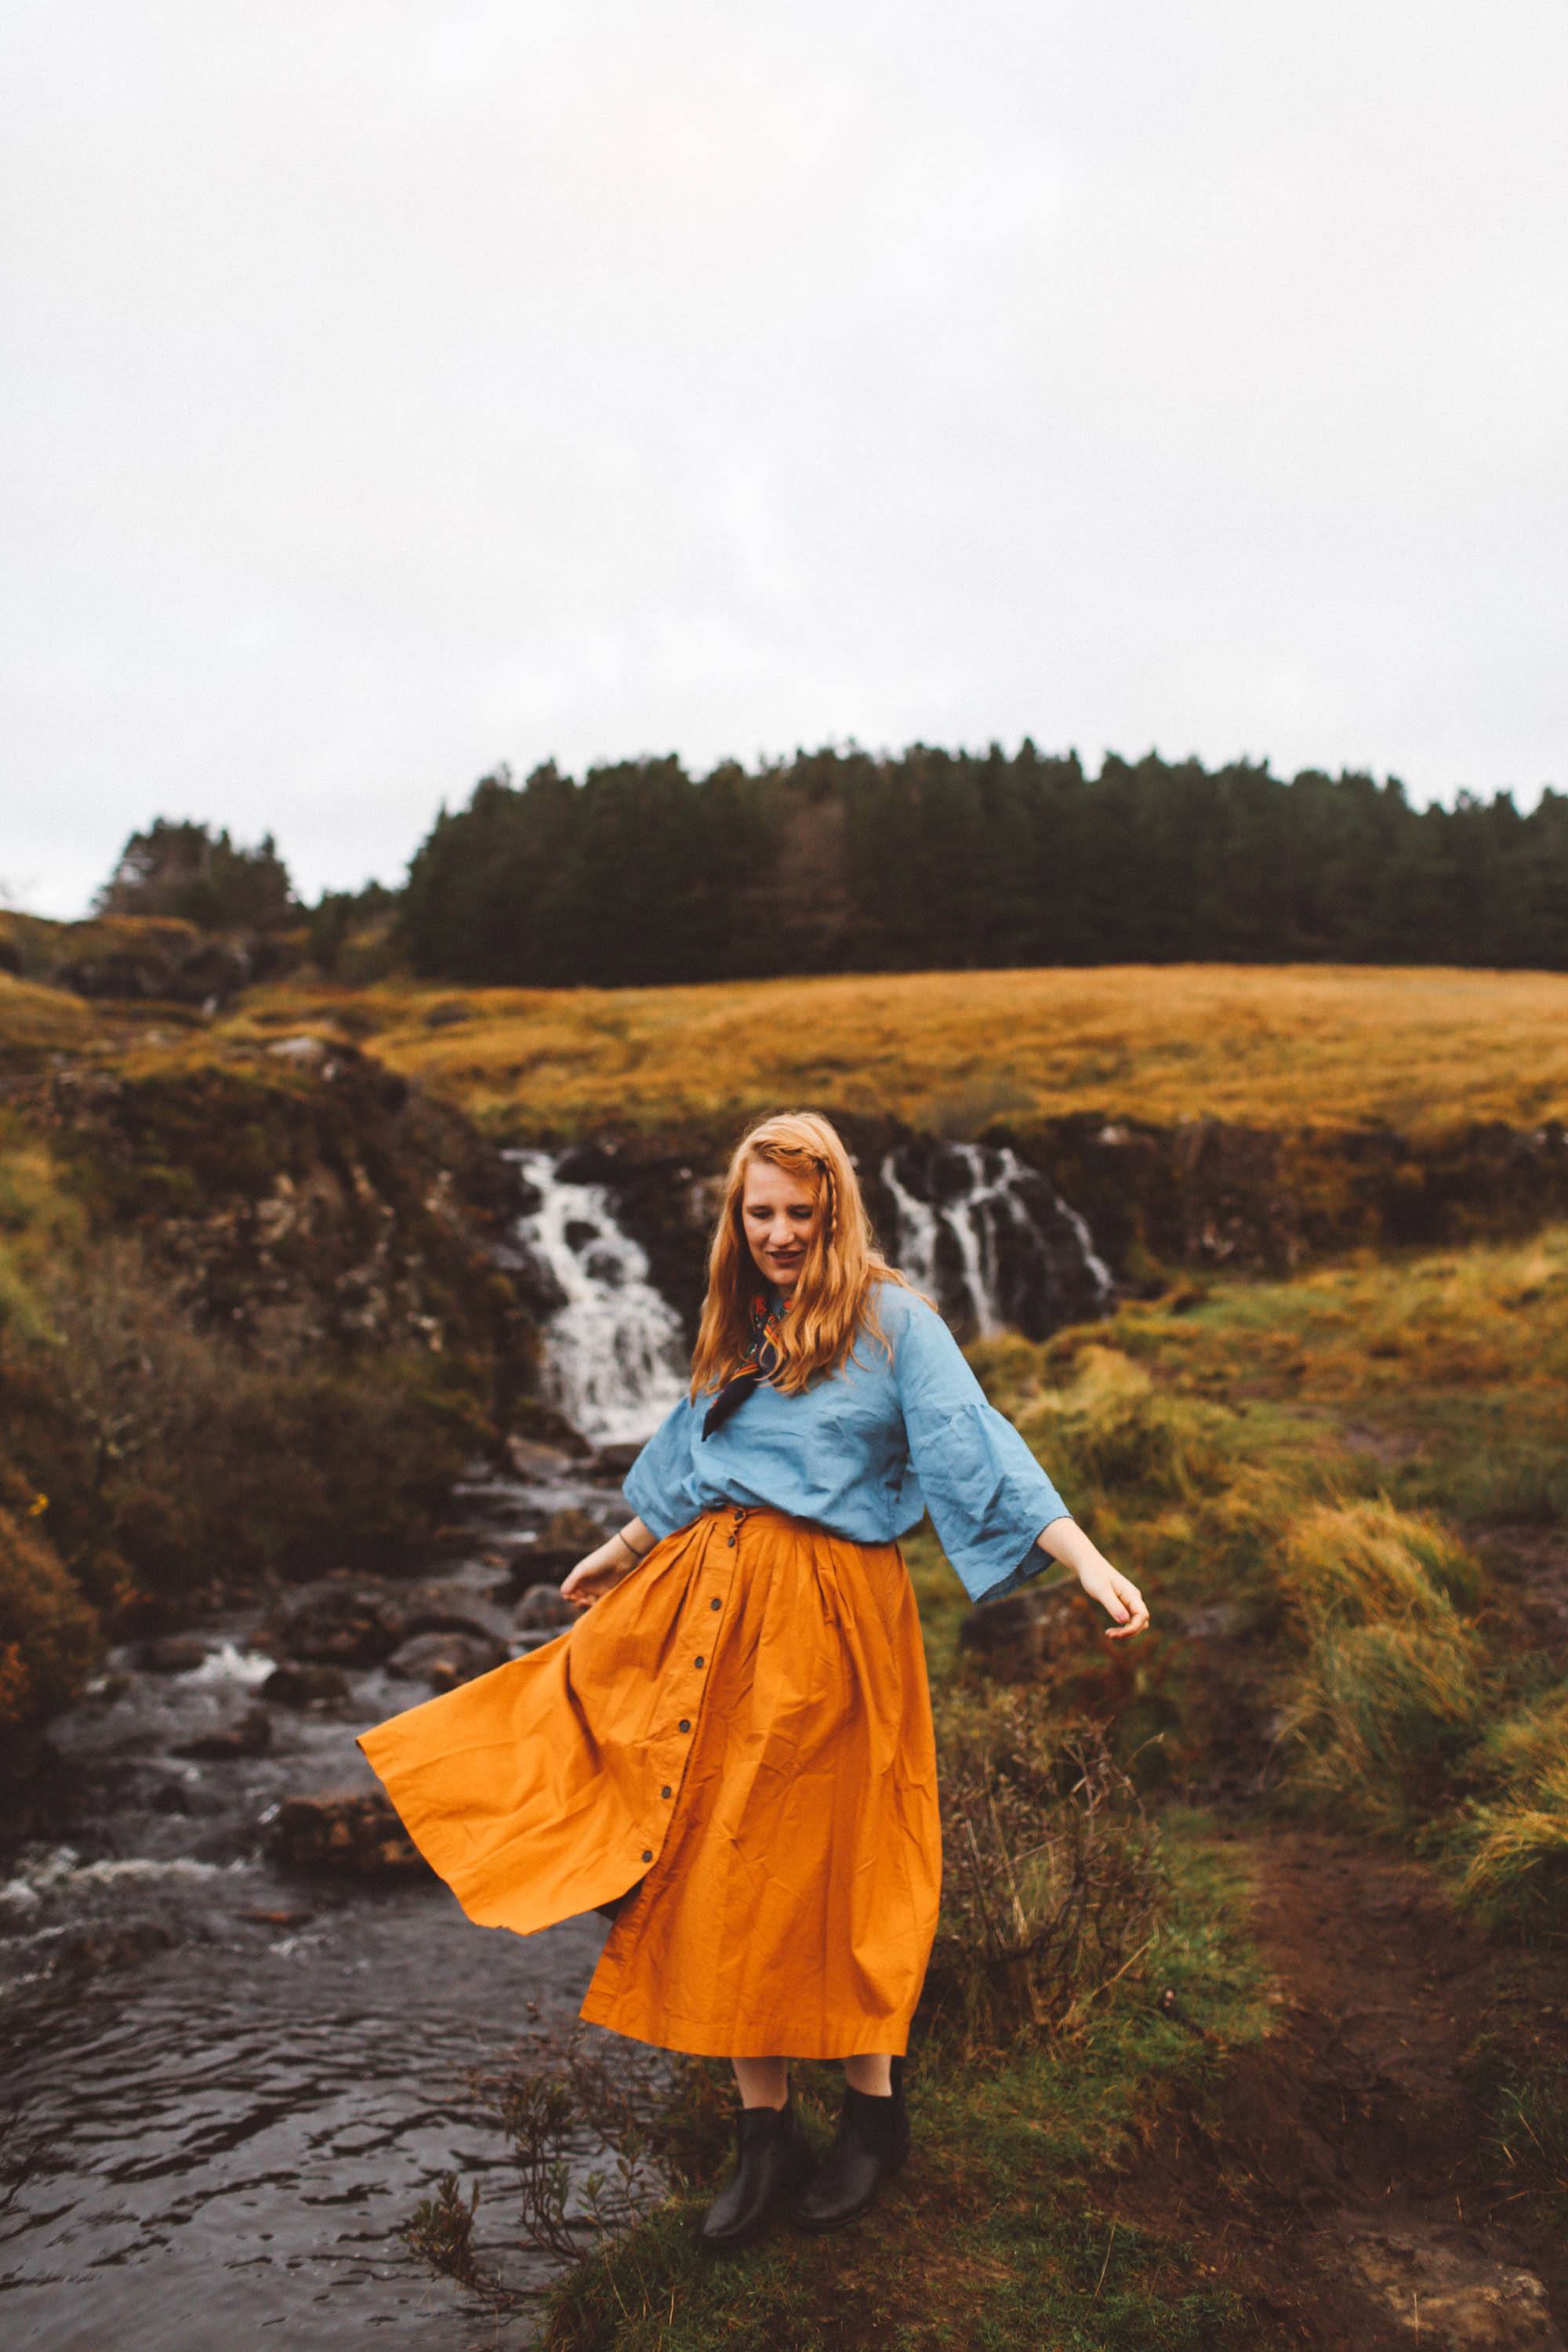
left=622, top=1277, right=1071, bottom=1605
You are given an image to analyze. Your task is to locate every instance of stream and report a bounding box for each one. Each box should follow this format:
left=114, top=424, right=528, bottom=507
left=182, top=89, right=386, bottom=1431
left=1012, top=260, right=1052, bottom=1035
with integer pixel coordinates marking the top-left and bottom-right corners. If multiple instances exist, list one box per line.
left=0, top=1455, right=629, bottom=2350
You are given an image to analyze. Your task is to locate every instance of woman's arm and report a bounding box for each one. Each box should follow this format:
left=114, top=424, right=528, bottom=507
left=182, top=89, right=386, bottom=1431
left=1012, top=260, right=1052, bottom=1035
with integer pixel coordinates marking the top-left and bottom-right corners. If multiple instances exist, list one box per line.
left=560, top=1516, right=658, bottom=1610
left=1036, top=1516, right=1149, bottom=1639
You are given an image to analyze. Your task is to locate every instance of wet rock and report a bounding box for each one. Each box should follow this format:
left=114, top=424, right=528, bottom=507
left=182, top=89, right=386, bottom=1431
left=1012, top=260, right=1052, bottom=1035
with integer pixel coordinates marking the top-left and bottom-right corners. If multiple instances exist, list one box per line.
left=270, top=1576, right=509, bottom=1665
left=593, top=1440, right=644, bottom=1479
left=151, top=1780, right=194, bottom=1814
left=957, top=1584, right=1087, bottom=1682
left=505, top=1432, right=586, bottom=1480
left=387, top=1630, right=507, bottom=1690
left=384, top=1580, right=510, bottom=1642
left=514, top=1584, right=576, bottom=1631
left=172, top=1705, right=274, bottom=1760
left=1167, top=1600, right=1247, bottom=1642
left=136, top=1635, right=210, bottom=1675
left=261, top=1663, right=351, bottom=1706
left=271, top=1580, right=401, bottom=1664
left=517, top=1507, right=613, bottom=1581
left=49, top=1922, right=177, bottom=1979
left=267, top=1790, right=427, bottom=1876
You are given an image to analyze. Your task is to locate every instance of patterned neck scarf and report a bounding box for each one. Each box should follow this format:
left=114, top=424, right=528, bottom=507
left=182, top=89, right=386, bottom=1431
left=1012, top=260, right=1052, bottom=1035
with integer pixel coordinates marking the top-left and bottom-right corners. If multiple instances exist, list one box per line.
left=701, top=1288, right=788, bottom=1439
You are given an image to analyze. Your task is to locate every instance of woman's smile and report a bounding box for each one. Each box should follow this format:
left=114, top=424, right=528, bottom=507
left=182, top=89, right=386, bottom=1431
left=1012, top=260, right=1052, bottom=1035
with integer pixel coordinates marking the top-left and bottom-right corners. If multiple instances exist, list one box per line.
left=740, top=1159, right=821, bottom=1288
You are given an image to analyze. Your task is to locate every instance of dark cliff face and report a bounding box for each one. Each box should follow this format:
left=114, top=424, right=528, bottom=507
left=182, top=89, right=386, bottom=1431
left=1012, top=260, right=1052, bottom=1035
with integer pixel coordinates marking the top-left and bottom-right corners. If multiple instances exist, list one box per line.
left=525, top=1113, right=1568, bottom=1340
left=1017, top=1113, right=1568, bottom=1278
left=28, top=1036, right=561, bottom=1434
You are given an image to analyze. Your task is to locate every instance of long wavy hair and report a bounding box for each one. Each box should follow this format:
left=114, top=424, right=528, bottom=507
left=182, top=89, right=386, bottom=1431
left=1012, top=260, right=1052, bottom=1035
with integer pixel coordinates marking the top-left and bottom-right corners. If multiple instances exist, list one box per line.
left=688, top=1110, right=927, bottom=1399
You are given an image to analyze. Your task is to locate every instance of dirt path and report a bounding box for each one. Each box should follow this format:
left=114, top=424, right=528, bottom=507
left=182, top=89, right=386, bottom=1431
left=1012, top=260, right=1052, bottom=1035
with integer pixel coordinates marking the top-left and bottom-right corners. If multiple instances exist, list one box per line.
left=1105, top=1825, right=1568, bottom=2350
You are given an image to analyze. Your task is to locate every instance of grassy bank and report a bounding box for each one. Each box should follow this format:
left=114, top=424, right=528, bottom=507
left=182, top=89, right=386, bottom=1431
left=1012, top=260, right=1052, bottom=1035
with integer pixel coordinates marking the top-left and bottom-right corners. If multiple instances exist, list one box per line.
left=544, top=1823, right=1268, bottom=2352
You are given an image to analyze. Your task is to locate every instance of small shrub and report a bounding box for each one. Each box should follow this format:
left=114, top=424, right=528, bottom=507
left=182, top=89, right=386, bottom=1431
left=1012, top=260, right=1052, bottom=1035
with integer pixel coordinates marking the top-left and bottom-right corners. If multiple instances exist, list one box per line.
left=1, top=1234, right=485, bottom=1665
left=923, top=1694, right=1163, bottom=2053
left=405, top=2025, right=720, bottom=2320
left=0, top=1502, right=100, bottom=1769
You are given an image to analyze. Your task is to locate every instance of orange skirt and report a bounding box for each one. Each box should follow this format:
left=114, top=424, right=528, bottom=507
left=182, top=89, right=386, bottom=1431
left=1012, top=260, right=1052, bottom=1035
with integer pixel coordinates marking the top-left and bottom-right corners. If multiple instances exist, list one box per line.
left=356, top=1503, right=942, bottom=2058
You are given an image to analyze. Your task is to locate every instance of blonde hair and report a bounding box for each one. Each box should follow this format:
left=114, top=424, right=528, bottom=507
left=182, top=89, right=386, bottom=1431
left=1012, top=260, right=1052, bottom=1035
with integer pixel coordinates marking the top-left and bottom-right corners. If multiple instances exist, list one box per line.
left=688, top=1109, right=928, bottom=1399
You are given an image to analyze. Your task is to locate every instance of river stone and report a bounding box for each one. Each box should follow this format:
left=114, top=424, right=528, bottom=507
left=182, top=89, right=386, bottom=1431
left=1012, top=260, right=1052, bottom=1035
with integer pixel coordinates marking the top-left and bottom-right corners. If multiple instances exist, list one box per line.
left=383, top=1580, right=510, bottom=1643
left=514, top=1584, right=576, bottom=1630
left=387, top=1630, right=508, bottom=1690
left=593, top=1440, right=644, bottom=1479
left=271, top=1581, right=401, bottom=1664
left=261, top=1663, right=351, bottom=1706
left=267, top=1791, right=426, bottom=1876
left=172, top=1705, right=274, bottom=1760
left=515, top=1507, right=612, bottom=1581
left=50, top=1922, right=177, bottom=1979
left=505, top=1433, right=583, bottom=1480
left=272, top=1577, right=507, bottom=1664
left=136, top=1635, right=210, bottom=1675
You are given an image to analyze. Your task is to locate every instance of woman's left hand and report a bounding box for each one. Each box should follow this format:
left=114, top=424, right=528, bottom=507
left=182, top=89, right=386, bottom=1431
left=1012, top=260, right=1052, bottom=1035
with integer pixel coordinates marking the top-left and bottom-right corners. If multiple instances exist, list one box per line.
left=1036, top=1519, right=1149, bottom=1639
left=1075, top=1557, right=1149, bottom=1639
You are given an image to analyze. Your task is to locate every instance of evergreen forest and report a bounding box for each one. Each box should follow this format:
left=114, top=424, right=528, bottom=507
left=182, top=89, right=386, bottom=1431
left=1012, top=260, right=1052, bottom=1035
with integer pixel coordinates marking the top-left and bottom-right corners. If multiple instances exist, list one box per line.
left=394, top=746, right=1568, bottom=985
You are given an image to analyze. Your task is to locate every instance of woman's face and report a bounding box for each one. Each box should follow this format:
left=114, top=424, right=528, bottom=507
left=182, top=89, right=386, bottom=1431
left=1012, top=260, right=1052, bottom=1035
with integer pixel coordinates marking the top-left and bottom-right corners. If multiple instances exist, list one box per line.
left=739, top=1159, right=822, bottom=1299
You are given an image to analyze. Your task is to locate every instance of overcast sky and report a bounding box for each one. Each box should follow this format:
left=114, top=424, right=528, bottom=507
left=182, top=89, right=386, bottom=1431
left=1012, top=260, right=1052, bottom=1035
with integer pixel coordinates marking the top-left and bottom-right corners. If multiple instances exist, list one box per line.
left=4, top=1, right=1566, bottom=919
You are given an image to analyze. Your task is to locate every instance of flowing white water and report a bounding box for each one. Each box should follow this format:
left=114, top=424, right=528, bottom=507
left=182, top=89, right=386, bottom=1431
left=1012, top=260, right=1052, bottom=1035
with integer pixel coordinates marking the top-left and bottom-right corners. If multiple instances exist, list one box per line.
left=505, top=1148, right=689, bottom=1445
left=880, top=1142, right=1114, bottom=1334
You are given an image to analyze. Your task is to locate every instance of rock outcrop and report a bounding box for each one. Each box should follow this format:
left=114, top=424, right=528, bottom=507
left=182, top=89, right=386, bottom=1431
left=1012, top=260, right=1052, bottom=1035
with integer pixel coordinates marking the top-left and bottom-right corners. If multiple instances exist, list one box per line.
left=267, top=1790, right=426, bottom=1875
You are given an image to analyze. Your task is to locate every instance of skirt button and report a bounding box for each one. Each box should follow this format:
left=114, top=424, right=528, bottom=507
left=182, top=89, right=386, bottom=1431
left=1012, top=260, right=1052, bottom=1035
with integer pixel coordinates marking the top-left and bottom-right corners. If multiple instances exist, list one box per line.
left=641, top=1849, right=653, bottom=1864
left=678, top=1718, right=691, bottom=1733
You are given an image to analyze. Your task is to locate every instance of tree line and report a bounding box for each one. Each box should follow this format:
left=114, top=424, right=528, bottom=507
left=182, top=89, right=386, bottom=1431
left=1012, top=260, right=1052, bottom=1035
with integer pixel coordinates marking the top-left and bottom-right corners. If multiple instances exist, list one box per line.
left=394, top=746, right=1568, bottom=983
left=96, top=746, right=1568, bottom=982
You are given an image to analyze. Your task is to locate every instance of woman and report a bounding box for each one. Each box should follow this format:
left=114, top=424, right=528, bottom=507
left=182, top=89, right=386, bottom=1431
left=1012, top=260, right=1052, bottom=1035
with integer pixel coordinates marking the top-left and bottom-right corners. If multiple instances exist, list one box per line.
left=357, top=1110, right=1147, bottom=2250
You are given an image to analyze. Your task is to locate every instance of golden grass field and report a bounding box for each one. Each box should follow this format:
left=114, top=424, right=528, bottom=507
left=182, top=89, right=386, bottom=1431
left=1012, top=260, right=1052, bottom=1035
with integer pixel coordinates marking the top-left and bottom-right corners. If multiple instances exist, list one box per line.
left=209, top=961, right=1568, bottom=1134
left=7, top=959, right=1568, bottom=1135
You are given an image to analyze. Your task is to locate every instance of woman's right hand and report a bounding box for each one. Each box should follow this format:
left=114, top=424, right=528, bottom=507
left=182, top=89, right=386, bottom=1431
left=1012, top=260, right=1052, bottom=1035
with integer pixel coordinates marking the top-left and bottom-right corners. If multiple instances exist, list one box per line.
left=559, top=1546, right=626, bottom=1610
left=560, top=1521, right=655, bottom=1610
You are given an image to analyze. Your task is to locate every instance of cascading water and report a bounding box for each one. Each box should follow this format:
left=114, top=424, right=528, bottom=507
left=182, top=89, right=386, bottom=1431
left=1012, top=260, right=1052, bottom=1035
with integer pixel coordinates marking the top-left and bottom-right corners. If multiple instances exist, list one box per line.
left=878, top=1142, right=1113, bottom=1339
left=504, top=1148, right=688, bottom=1446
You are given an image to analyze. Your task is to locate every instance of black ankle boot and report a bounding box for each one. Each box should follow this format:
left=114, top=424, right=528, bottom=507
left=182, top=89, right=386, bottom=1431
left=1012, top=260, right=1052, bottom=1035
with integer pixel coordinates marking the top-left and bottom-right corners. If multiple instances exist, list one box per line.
left=699, top=2100, right=815, bottom=2251
left=792, top=2062, right=910, bottom=2231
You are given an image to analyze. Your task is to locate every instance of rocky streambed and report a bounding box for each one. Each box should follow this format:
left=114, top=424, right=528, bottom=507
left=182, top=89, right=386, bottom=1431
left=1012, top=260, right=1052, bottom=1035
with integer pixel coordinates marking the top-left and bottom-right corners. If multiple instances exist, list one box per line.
left=0, top=1445, right=637, bottom=2352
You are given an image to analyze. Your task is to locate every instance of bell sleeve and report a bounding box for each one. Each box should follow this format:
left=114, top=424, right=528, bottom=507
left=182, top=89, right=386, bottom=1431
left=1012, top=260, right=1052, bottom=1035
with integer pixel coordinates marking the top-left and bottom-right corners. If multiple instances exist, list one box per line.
left=621, top=1392, right=702, bottom=1541
left=891, top=1291, right=1071, bottom=1605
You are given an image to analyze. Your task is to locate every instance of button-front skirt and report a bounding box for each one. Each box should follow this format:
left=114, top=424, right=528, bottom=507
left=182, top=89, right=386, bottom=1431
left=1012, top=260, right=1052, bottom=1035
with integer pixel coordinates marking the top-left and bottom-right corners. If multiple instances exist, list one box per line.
left=355, top=1504, right=942, bottom=2058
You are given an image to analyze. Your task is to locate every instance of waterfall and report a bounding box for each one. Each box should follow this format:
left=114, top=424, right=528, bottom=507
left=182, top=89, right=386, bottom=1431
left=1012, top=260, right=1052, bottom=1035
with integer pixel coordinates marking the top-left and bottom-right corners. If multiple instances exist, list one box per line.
left=504, top=1148, right=689, bottom=1446
left=878, top=1142, right=1113, bottom=1339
